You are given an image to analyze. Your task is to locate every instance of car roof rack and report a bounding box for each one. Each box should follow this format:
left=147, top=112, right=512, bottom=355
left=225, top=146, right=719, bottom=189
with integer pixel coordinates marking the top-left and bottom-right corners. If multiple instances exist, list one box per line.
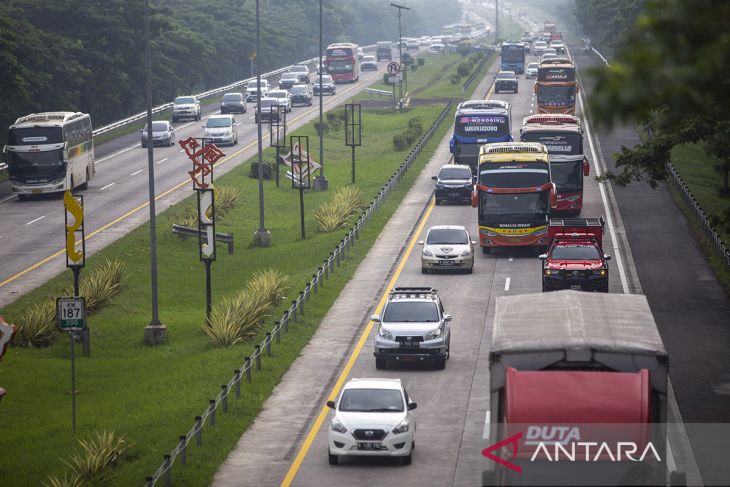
left=390, top=287, right=438, bottom=299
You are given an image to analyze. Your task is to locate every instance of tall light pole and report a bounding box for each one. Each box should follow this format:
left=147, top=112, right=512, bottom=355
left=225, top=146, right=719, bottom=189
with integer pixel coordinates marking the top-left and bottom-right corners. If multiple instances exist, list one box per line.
left=495, top=0, right=500, bottom=43
left=313, top=0, right=328, bottom=191
left=390, top=3, right=410, bottom=103
left=253, top=0, right=271, bottom=246
left=142, top=0, right=166, bottom=345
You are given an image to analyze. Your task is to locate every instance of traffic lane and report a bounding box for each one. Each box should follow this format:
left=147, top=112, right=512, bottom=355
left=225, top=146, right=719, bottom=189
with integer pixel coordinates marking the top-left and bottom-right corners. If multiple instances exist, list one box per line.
left=570, top=40, right=730, bottom=422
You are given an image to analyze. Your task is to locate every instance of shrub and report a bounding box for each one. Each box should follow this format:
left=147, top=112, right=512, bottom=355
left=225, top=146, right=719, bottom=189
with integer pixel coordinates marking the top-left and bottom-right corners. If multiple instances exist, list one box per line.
left=326, top=110, right=343, bottom=131
left=449, top=74, right=462, bottom=85
left=417, top=58, right=425, bottom=66
left=313, top=186, right=364, bottom=232
left=469, top=53, right=483, bottom=64
left=393, top=133, right=409, bottom=151
left=392, top=117, right=424, bottom=151
left=249, top=161, right=273, bottom=179
left=246, top=269, right=290, bottom=308
left=457, top=61, right=473, bottom=77
left=46, top=431, right=129, bottom=486
left=78, top=259, right=126, bottom=312
left=12, top=299, right=57, bottom=348
left=179, top=185, right=241, bottom=227
left=314, top=120, right=329, bottom=135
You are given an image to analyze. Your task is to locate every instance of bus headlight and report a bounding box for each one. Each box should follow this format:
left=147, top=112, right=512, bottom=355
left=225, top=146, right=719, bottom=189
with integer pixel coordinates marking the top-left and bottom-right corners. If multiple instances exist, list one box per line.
left=533, top=227, right=548, bottom=236
left=480, top=228, right=498, bottom=237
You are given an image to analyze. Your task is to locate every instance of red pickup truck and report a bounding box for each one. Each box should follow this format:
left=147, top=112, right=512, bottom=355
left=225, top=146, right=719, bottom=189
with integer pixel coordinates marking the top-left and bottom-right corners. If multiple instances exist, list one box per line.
left=539, top=217, right=610, bottom=292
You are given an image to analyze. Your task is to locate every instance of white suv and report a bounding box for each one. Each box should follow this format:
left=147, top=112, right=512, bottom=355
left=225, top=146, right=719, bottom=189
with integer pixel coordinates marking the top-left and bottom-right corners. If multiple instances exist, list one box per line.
left=327, top=378, right=417, bottom=465
left=172, top=96, right=201, bottom=123
left=246, top=79, right=270, bottom=101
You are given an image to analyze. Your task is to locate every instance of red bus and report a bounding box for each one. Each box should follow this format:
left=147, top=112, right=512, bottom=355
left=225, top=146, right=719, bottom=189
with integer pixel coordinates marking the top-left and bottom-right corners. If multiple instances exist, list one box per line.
left=325, top=43, right=359, bottom=83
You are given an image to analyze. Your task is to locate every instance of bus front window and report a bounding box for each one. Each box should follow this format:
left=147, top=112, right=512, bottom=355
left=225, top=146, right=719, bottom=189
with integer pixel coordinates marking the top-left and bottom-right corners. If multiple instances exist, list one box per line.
left=8, top=150, right=65, bottom=178
left=327, top=60, right=354, bottom=73
left=550, top=160, right=582, bottom=191
left=479, top=191, right=550, bottom=223
left=537, top=85, right=576, bottom=106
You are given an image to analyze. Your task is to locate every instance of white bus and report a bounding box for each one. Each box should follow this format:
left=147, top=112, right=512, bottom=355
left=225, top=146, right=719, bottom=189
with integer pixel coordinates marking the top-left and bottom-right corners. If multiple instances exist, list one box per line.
left=4, top=112, right=95, bottom=200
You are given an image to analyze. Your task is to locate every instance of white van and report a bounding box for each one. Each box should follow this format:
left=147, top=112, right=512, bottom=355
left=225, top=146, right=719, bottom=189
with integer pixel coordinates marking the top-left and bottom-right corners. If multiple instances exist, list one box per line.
left=203, top=114, right=238, bottom=146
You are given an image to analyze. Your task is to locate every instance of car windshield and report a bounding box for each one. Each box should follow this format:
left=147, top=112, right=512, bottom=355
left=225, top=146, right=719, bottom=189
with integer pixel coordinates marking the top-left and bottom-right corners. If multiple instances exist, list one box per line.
left=145, top=122, right=168, bottom=131
left=291, top=65, right=307, bottom=73
left=175, top=97, right=195, bottom=104
left=497, top=72, right=515, bottom=79
left=427, top=229, right=469, bottom=245
left=338, top=388, right=404, bottom=413
left=222, top=94, right=242, bottom=102
left=206, top=118, right=231, bottom=128
left=281, top=73, right=298, bottom=80
left=270, top=92, right=287, bottom=99
left=363, top=56, right=375, bottom=62
left=291, top=86, right=308, bottom=94
left=315, top=76, right=333, bottom=84
left=260, top=100, right=278, bottom=108
left=528, top=63, right=539, bottom=70
left=382, top=301, right=439, bottom=322
left=551, top=244, right=600, bottom=260
left=439, top=167, right=472, bottom=180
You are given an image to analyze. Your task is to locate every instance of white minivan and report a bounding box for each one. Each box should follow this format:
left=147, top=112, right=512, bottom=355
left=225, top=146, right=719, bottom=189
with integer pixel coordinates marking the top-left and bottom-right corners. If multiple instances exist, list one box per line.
left=203, top=114, right=238, bottom=146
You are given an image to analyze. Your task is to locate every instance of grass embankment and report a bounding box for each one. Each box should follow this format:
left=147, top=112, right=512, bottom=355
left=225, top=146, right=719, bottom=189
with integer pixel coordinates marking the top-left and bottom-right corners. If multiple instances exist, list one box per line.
left=0, top=53, right=474, bottom=486
left=670, top=143, right=730, bottom=294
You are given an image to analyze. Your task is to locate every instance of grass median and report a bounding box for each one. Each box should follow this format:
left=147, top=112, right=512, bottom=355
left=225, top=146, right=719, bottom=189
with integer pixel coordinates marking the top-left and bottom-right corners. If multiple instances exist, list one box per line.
left=0, top=68, right=468, bottom=485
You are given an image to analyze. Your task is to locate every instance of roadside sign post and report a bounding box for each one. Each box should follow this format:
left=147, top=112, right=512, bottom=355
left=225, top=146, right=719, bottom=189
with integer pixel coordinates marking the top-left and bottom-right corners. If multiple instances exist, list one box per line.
left=290, top=135, right=311, bottom=240
left=179, top=136, right=226, bottom=320
left=269, top=105, right=287, bottom=188
left=63, top=191, right=89, bottom=356
left=57, top=297, right=87, bottom=433
left=344, top=104, right=362, bottom=184
left=387, top=62, right=401, bottom=108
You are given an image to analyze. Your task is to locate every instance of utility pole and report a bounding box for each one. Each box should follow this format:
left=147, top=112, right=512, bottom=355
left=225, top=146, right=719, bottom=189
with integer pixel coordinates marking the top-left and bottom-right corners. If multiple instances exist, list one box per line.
left=314, top=0, right=328, bottom=191
left=495, top=0, right=500, bottom=43
left=253, top=0, right=271, bottom=246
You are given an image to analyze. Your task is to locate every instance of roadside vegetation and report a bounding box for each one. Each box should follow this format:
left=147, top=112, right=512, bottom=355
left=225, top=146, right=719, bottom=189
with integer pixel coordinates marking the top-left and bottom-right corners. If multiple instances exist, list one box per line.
left=0, top=47, right=496, bottom=483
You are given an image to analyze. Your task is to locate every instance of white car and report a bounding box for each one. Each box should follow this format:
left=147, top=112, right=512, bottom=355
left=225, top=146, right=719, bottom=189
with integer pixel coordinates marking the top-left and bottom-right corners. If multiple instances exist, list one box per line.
left=203, top=114, right=238, bottom=146
left=420, top=225, right=475, bottom=273
left=246, top=79, right=270, bottom=101
left=267, top=89, right=292, bottom=112
left=550, top=40, right=566, bottom=54
left=171, top=96, right=201, bottom=123
left=327, top=378, right=417, bottom=465
left=525, top=62, right=539, bottom=79
left=532, top=40, right=548, bottom=56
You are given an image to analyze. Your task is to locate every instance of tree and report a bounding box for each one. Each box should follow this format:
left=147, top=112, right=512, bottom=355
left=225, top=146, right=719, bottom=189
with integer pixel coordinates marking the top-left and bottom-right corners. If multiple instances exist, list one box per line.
left=586, top=0, right=730, bottom=201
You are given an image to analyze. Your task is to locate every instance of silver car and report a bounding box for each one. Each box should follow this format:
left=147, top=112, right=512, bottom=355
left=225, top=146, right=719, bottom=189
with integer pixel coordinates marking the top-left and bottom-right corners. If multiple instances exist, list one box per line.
left=268, top=89, right=292, bottom=112
left=203, top=114, right=238, bottom=146
left=140, top=121, right=175, bottom=148
left=419, top=225, right=475, bottom=274
left=372, top=287, right=451, bottom=370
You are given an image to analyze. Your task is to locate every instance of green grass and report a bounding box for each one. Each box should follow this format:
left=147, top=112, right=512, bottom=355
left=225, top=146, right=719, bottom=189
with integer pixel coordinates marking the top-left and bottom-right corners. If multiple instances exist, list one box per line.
left=0, top=82, right=454, bottom=485
left=669, top=143, right=730, bottom=295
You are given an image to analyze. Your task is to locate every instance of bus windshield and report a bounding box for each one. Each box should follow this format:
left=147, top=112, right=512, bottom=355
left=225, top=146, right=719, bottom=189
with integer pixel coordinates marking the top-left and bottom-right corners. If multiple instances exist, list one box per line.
left=537, top=85, right=576, bottom=106
left=501, top=47, right=524, bottom=62
left=479, top=191, right=550, bottom=221
left=327, top=59, right=354, bottom=73
left=327, top=48, right=354, bottom=58
left=455, top=115, right=510, bottom=139
left=521, top=132, right=582, bottom=156
left=550, top=160, right=582, bottom=190
left=8, top=127, right=63, bottom=145
left=8, top=150, right=65, bottom=178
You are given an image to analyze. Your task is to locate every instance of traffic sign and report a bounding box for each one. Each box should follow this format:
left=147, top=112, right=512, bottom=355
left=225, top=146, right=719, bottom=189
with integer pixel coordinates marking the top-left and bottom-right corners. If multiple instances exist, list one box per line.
left=57, top=297, right=87, bottom=331
left=388, top=74, right=403, bottom=84
left=387, top=62, right=401, bottom=75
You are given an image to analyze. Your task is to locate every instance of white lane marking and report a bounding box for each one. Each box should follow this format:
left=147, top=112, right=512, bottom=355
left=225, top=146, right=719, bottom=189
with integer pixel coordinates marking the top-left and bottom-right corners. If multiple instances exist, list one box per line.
left=130, top=169, right=143, bottom=176
left=155, top=157, right=168, bottom=165
left=100, top=182, right=116, bottom=191
left=179, top=149, right=185, bottom=153
left=508, top=255, right=513, bottom=262
left=574, top=51, right=630, bottom=294
left=504, top=277, right=511, bottom=291
left=483, top=410, right=491, bottom=439
left=0, top=194, right=16, bottom=204
left=26, top=215, right=46, bottom=225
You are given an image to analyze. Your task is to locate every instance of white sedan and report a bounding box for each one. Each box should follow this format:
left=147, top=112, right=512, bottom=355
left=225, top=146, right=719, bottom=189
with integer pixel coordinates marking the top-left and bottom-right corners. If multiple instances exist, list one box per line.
left=327, top=378, right=417, bottom=465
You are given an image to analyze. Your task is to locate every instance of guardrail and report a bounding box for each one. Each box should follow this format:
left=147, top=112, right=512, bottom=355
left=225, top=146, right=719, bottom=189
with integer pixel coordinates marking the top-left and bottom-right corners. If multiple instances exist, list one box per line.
left=461, top=47, right=496, bottom=94
left=171, top=224, right=234, bottom=255
left=143, top=100, right=454, bottom=486
left=587, top=45, right=729, bottom=272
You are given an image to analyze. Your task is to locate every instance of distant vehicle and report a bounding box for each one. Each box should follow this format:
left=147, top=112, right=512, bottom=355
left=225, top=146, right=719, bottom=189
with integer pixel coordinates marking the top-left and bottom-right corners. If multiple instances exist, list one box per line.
left=405, top=39, right=419, bottom=50
left=372, top=287, right=451, bottom=370
left=541, top=53, right=558, bottom=62
left=419, top=225, right=475, bottom=274
left=540, top=217, right=609, bottom=292
left=360, top=55, right=377, bottom=71
left=289, top=84, right=313, bottom=106
left=525, top=62, right=539, bottom=79
left=523, top=41, right=531, bottom=54
left=533, top=40, right=548, bottom=56
left=450, top=99, right=513, bottom=173
left=544, top=20, right=556, bottom=33
left=326, top=378, right=417, bottom=465
left=267, top=89, right=292, bottom=112
left=429, top=43, right=445, bottom=54
left=172, top=95, right=201, bottom=122
left=140, top=120, right=175, bottom=148
left=254, top=97, right=281, bottom=124
left=521, top=31, right=533, bottom=43
left=245, top=79, right=270, bottom=102
left=326, top=43, right=359, bottom=83
left=418, top=36, right=431, bottom=46
left=494, top=70, right=518, bottom=93
left=356, top=47, right=364, bottom=61
left=541, top=47, right=558, bottom=60
left=5, top=112, right=95, bottom=199
left=376, top=41, right=393, bottom=61
left=431, top=164, right=473, bottom=205
left=550, top=39, right=566, bottom=54
left=289, top=64, right=310, bottom=83
left=203, top=114, right=238, bottom=146
left=220, top=92, right=246, bottom=114
left=535, top=59, right=578, bottom=114
left=278, top=72, right=302, bottom=90
left=313, top=74, right=336, bottom=95
left=500, top=41, right=525, bottom=73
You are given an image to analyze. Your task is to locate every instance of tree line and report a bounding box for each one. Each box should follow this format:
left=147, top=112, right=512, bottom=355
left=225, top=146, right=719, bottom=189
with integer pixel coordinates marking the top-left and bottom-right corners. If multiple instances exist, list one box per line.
left=0, top=0, right=460, bottom=143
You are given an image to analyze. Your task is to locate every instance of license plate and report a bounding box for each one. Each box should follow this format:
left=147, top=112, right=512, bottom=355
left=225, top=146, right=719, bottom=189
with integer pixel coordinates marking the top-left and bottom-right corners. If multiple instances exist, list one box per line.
left=32, top=189, right=42, bottom=194
left=438, top=260, right=456, bottom=265
left=400, top=340, right=419, bottom=348
left=570, top=285, right=582, bottom=291
left=357, top=442, right=381, bottom=450
left=449, top=192, right=460, bottom=197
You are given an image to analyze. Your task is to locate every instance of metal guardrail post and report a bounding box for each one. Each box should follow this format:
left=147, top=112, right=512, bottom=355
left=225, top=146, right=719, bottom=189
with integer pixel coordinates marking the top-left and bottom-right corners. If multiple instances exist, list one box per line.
left=305, top=283, right=311, bottom=302
left=275, top=322, right=281, bottom=343
left=283, top=313, right=289, bottom=333
left=255, top=346, right=261, bottom=370
left=265, top=333, right=272, bottom=356
left=312, top=275, right=318, bottom=295
left=163, top=454, right=171, bottom=486
left=195, top=416, right=202, bottom=446
left=234, top=370, right=241, bottom=398
left=146, top=476, right=154, bottom=487
left=245, top=358, right=252, bottom=382
left=209, top=400, right=216, bottom=426
left=329, top=253, right=335, bottom=273
left=221, top=385, right=228, bottom=413
left=299, top=292, right=305, bottom=315
left=179, top=436, right=187, bottom=466
left=291, top=301, right=297, bottom=322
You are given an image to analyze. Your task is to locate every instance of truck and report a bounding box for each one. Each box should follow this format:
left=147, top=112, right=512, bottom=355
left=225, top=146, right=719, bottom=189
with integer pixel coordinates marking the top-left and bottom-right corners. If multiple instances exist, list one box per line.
left=543, top=21, right=556, bottom=33
left=539, top=217, right=610, bottom=292
left=482, top=291, right=686, bottom=486
left=376, top=41, right=393, bottom=61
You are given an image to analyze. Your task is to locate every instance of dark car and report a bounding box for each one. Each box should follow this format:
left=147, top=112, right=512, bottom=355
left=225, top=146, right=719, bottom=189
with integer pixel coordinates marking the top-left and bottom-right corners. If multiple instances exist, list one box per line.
left=254, top=98, right=282, bottom=124
left=289, top=64, right=310, bottom=83
left=278, top=72, right=301, bottom=90
left=432, top=164, right=473, bottom=205
left=313, top=75, right=336, bottom=96
left=361, top=55, right=378, bottom=71
left=290, top=84, right=313, bottom=106
left=220, top=92, right=246, bottom=114
left=494, top=70, right=518, bottom=94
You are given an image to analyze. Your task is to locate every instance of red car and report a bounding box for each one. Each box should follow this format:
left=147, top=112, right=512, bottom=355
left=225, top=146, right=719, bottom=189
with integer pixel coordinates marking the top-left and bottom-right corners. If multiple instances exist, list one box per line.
left=539, top=217, right=610, bottom=292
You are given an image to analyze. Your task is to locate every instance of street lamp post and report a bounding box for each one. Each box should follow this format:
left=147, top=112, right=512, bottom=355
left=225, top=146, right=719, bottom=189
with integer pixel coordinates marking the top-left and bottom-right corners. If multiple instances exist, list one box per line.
left=142, top=0, right=166, bottom=345
left=313, top=0, right=328, bottom=191
left=253, top=0, right=271, bottom=246
left=390, top=3, right=410, bottom=103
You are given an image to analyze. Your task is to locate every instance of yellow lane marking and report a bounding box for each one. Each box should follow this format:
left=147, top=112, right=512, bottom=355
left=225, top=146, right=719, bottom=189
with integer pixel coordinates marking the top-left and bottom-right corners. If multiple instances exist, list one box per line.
left=0, top=71, right=383, bottom=290
left=280, top=197, right=436, bottom=487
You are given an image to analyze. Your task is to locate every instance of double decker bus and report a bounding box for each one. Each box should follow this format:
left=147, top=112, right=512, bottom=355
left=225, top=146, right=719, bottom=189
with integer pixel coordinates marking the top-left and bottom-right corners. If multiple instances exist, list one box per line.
left=4, top=112, right=95, bottom=200
left=520, top=114, right=590, bottom=215
left=450, top=100, right=513, bottom=174
left=471, top=142, right=557, bottom=253
left=325, top=43, right=359, bottom=83
left=535, top=58, right=578, bottom=114
left=500, top=41, right=526, bottom=73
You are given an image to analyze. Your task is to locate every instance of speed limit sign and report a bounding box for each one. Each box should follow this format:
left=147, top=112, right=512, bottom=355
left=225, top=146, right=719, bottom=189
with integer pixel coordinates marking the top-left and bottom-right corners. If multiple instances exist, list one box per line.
left=57, top=297, right=87, bottom=331
left=387, top=62, right=401, bottom=75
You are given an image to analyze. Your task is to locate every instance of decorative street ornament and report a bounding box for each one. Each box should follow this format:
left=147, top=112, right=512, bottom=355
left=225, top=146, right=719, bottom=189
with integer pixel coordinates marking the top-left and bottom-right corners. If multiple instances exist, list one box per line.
left=198, top=187, right=216, bottom=261
left=63, top=191, right=85, bottom=267
left=280, top=140, right=321, bottom=188
left=180, top=136, right=225, bottom=189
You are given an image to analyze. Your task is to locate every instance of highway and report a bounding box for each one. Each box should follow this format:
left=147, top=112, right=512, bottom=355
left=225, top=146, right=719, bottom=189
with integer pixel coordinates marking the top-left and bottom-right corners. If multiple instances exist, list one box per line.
left=213, top=43, right=702, bottom=487
left=0, top=65, right=389, bottom=307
